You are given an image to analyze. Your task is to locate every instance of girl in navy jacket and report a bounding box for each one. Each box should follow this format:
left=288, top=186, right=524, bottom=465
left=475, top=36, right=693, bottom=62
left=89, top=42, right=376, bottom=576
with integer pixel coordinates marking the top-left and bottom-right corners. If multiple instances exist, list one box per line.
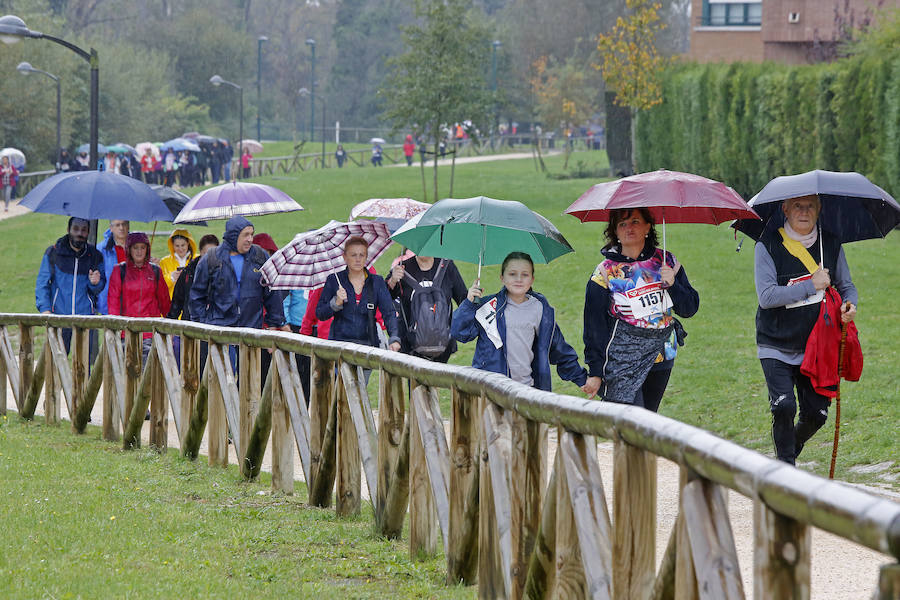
left=451, top=252, right=589, bottom=392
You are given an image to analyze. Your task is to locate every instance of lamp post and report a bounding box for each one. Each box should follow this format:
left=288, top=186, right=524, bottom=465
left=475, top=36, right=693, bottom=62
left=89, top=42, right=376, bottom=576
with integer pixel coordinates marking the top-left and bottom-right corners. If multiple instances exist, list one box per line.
left=298, top=87, right=325, bottom=168
left=491, top=40, right=501, bottom=151
left=256, top=35, right=268, bottom=142
left=210, top=75, right=243, bottom=180
left=305, top=38, right=316, bottom=142
left=0, top=14, right=100, bottom=242
left=17, top=61, right=61, bottom=172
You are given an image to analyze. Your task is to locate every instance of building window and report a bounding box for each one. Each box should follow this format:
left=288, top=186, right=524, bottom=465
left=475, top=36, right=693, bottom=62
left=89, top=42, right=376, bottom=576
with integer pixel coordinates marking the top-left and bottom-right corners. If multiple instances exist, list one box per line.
left=703, top=1, right=762, bottom=27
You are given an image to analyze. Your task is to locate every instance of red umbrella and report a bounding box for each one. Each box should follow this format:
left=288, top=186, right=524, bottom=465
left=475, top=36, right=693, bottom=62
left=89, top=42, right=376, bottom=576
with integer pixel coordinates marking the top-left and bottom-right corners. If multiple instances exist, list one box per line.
left=565, top=169, right=760, bottom=253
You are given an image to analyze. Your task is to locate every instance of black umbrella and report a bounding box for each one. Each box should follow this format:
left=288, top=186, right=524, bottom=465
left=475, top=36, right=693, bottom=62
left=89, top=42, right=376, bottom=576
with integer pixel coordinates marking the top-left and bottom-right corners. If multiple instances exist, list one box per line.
left=149, top=184, right=207, bottom=226
left=733, top=169, right=900, bottom=244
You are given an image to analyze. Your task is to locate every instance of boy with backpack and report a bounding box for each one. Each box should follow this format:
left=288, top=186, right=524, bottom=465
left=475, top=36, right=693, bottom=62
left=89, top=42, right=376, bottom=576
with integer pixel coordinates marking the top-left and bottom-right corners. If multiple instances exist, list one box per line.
left=385, top=254, right=468, bottom=363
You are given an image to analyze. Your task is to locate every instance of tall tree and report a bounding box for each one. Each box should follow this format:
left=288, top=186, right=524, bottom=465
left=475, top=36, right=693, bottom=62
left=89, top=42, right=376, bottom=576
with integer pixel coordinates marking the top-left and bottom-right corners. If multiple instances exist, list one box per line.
left=596, top=0, right=670, bottom=172
left=381, top=0, right=493, bottom=201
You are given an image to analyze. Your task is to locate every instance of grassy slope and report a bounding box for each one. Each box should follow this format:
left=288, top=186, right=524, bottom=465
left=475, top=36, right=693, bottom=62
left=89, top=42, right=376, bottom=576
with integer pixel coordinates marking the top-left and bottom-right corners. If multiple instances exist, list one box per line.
left=0, top=150, right=896, bottom=485
left=0, top=417, right=468, bottom=598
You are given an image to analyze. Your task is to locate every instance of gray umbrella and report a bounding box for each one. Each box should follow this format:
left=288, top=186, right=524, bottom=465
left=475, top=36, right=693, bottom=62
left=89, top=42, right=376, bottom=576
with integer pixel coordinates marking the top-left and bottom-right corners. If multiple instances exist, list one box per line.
left=733, top=170, right=900, bottom=244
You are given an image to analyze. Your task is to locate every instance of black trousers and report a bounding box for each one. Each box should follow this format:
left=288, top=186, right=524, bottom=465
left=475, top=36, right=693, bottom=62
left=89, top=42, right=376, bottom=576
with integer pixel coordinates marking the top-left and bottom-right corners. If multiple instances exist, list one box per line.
left=634, top=368, right=671, bottom=413
left=760, top=358, right=830, bottom=465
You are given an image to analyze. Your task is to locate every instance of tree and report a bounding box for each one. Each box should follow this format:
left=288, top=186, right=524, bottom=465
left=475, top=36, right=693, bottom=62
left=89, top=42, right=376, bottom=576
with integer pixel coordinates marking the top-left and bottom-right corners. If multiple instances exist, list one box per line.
left=381, top=0, right=493, bottom=201
left=595, top=0, right=670, bottom=173
left=531, top=54, right=602, bottom=168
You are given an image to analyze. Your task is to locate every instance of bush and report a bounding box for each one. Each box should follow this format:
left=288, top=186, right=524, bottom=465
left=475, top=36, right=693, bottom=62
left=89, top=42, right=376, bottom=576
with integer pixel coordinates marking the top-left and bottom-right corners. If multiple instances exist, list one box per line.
left=635, top=51, right=900, bottom=199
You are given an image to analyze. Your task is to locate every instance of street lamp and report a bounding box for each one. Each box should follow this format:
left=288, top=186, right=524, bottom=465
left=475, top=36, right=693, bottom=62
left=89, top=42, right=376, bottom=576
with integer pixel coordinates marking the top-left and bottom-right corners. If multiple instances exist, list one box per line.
left=256, top=35, right=268, bottom=142
left=298, top=87, right=325, bottom=168
left=491, top=40, right=501, bottom=150
left=305, top=38, right=316, bottom=142
left=210, top=74, right=243, bottom=180
left=0, top=14, right=100, bottom=242
left=17, top=61, right=61, bottom=172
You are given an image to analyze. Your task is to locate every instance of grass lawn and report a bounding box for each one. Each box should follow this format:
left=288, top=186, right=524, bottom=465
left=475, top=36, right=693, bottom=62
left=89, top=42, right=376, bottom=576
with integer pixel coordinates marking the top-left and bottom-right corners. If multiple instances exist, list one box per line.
left=1, top=149, right=896, bottom=490
left=0, top=416, right=469, bottom=598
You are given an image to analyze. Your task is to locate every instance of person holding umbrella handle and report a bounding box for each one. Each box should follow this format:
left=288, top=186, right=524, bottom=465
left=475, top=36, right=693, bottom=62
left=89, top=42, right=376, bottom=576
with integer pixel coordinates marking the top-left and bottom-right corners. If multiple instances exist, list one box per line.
left=582, top=208, right=700, bottom=411
left=754, top=195, right=857, bottom=465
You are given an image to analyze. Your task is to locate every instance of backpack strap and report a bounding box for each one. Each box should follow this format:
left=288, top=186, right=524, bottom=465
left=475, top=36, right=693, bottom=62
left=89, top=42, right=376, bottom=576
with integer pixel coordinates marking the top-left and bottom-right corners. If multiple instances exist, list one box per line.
left=45, top=246, right=57, bottom=290
left=120, top=263, right=127, bottom=313
left=431, top=259, right=448, bottom=289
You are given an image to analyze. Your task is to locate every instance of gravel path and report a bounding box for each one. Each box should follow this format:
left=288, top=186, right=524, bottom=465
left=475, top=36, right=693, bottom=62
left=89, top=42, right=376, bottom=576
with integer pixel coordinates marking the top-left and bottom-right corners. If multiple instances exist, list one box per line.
left=5, top=382, right=892, bottom=598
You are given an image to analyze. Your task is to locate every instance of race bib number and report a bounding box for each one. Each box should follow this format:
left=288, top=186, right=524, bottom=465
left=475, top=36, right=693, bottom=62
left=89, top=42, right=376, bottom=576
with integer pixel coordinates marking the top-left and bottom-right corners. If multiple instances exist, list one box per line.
left=785, top=274, right=824, bottom=309
left=624, top=282, right=672, bottom=319
left=476, top=297, right=503, bottom=349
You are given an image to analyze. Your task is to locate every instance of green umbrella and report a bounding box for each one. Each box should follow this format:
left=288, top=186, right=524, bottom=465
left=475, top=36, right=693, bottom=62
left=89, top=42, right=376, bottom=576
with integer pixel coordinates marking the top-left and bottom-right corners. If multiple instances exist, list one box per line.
left=390, top=196, right=574, bottom=281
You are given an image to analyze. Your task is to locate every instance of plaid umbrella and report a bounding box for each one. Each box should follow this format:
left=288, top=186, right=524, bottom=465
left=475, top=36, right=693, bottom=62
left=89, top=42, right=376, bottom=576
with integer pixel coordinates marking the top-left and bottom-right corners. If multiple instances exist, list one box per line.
left=174, top=181, right=302, bottom=223
left=260, top=220, right=393, bottom=290
left=350, top=197, right=430, bottom=221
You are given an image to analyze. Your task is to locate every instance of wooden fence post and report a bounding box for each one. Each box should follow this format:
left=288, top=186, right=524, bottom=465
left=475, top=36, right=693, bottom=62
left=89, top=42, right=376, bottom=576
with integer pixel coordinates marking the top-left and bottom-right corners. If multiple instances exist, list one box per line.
left=238, top=345, right=261, bottom=467
left=70, top=327, right=89, bottom=433
left=509, top=412, right=544, bottom=599
left=182, top=356, right=209, bottom=460
left=102, top=330, right=125, bottom=442
left=753, top=495, right=811, bottom=599
left=447, top=388, right=480, bottom=585
left=124, top=331, right=142, bottom=421
left=0, top=331, right=6, bottom=416
left=879, top=564, right=900, bottom=600
left=123, top=345, right=159, bottom=450
left=524, top=456, right=559, bottom=599
left=479, top=401, right=512, bottom=598
left=179, top=336, right=200, bottom=448
left=376, top=369, right=405, bottom=528
left=612, top=438, right=656, bottom=600
left=308, top=354, right=335, bottom=503
left=243, top=361, right=275, bottom=481
left=335, top=362, right=360, bottom=517
left=409, top=381, right=439, bottom=558
left=206, top=343, right=229, bottom=467
left=18, top=324, right=33, bottom=414
left=22, top=338, right=46, bottom=420
left=43, top=334, right=59, bottom=424
left=73, top=342, right=104, bottom=433
left=148, top=337, right=168, bottom=451
left=269, top=356, right=294, bottom=493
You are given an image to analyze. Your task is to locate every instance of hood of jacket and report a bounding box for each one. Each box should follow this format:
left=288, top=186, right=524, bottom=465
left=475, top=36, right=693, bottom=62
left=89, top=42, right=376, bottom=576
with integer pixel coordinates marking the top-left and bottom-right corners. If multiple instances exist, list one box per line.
left=167, top=228, right=198, bottom=258
left=223, top=216, right=254, bottom=252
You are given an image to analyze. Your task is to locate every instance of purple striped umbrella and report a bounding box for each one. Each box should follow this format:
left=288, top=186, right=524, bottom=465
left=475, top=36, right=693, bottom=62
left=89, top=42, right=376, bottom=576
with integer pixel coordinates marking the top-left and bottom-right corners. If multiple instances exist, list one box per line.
left=260, top=220, right=394, bottom=290
left=173, top=181, right=302, bottom=223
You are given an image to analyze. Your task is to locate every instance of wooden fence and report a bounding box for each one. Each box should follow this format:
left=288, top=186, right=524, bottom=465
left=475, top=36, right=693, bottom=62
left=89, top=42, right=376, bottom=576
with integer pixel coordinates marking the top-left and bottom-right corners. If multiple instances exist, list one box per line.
left=1, top=313, right=897, bottom=599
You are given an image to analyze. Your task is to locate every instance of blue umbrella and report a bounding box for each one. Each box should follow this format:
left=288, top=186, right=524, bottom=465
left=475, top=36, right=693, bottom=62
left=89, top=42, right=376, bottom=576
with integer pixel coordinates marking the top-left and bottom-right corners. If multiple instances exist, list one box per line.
left=733, top=170, right=900, bottom=244
left=160, top=137, right=201, bottom=153
left=21, top=171, right=172, bottom=222
left=76, top=142, right=107, bottom=155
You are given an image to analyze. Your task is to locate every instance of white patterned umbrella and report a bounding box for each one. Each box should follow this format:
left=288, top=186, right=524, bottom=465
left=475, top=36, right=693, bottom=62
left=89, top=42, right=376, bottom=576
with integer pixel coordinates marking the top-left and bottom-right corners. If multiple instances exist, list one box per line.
left=350, top=197, right=430, bottom=221
left=260, top=220, right=393, bottom=290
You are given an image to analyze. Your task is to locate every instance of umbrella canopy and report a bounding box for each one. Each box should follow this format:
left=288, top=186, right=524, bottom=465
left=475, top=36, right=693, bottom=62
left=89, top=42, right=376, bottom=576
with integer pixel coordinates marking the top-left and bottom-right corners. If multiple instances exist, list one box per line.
left=21, top=171, right=172, bottom=222
left=174, top=181, right=303, bottom=223
left=370, top=137, right=386, bottom=144
left=566, top=169, right=759, bottom=225
left=135, top=142, right=160, bottom=158
left=195, top=135, right=217, bottom=145
left=160, top=137, right=201, bottom=153
left=732, top=169, right=900, bottom=243
left=182, top=131, right=200, bottom=139
left=390, top=196, right=574, bottom=276
left=260, top=220, right=394, bottom=290
left=106, top=143, right=135, bottom=155
left=76, top=142, right=107, bottom=155
left=350, top=197, right=431, bottom=221
left=239, top=139, right=264, bottom=154
left=0, top=147, right=25, bottom=169
left=149, top=184, right=207, bottom=226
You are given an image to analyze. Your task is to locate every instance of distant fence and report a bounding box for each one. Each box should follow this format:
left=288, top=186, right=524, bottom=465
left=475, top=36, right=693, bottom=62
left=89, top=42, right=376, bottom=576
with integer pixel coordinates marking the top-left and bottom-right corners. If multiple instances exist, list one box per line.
left=16, top=170, right=56, bottom=196
left=243, top=135, right=603, bottom=177
left=3, top=313, right=895, bottom=598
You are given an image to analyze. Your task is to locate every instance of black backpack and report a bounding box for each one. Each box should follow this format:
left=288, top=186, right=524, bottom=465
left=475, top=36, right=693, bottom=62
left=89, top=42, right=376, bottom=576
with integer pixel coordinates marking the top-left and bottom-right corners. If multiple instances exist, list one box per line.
left=401, top=260, right=452, bottom=357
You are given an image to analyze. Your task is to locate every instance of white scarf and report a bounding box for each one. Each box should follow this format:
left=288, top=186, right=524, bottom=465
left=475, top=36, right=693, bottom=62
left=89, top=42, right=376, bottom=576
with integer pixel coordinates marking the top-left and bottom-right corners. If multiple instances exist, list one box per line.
left=784, top=220, right=818, bottom=248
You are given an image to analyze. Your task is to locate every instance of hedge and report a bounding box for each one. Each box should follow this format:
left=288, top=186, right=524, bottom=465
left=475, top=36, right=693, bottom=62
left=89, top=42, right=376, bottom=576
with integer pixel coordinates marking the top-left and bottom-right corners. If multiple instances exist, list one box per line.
left=635, top=54, right=900, bottom=199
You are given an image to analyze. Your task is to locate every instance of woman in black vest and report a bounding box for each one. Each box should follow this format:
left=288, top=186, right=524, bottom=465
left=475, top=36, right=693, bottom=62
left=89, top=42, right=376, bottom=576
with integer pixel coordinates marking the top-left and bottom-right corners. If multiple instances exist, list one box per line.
left=754, top=195, right=857, bottom=465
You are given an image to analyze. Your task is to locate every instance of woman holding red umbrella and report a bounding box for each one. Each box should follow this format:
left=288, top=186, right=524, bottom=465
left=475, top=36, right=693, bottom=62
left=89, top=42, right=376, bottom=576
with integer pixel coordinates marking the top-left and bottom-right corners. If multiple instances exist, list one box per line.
left=582, top=208, right=699, bottom=411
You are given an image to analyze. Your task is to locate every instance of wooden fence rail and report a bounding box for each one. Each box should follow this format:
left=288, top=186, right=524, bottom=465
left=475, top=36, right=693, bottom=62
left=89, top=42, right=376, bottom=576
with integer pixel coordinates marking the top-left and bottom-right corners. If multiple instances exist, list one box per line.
left=1, top=312, right=898, bottom=599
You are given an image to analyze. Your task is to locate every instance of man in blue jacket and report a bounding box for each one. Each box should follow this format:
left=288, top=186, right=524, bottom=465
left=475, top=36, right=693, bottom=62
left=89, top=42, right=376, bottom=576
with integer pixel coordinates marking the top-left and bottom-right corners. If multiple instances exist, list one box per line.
left=189, top=215, right=288, bottom=331
left=35, top=217, right=105, bottom=357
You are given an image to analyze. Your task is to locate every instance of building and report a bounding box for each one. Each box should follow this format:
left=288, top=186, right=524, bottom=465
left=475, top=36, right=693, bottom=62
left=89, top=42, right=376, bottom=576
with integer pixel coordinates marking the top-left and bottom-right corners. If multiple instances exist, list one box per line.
left=688, top=0, right=900, bottom=64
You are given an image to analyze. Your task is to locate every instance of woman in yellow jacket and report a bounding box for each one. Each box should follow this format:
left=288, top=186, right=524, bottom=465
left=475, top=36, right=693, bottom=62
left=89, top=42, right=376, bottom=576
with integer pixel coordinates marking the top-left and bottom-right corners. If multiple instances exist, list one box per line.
left=158, top=229, right=198, bottom=300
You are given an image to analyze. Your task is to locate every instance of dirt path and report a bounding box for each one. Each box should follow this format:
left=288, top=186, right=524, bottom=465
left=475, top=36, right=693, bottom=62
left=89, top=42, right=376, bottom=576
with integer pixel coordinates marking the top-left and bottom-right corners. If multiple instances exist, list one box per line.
left=5, top=382, right=891, bottom=597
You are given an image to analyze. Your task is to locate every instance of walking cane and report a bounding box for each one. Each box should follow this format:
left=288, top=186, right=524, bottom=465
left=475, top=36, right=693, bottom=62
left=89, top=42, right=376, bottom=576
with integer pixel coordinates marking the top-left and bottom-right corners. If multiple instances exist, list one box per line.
left=829, top=317, right=849, bottom=479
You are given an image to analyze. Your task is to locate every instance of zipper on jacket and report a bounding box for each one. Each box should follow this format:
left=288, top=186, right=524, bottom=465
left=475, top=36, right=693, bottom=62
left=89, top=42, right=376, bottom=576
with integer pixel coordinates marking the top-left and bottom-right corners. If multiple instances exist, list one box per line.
left=602, top=318, right=620, bottom=380
left=71, top=256, right=79, bottom=314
